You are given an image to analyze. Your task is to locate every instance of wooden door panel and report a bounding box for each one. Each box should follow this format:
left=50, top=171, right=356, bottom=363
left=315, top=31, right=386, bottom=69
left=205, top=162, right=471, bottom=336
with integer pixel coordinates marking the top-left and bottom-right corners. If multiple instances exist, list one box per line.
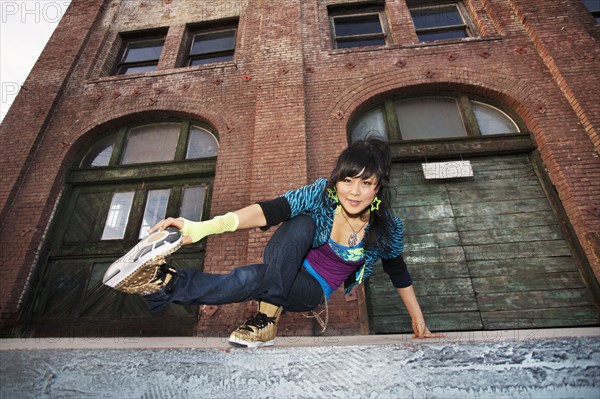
left=367, top=154, right=599, bottom=333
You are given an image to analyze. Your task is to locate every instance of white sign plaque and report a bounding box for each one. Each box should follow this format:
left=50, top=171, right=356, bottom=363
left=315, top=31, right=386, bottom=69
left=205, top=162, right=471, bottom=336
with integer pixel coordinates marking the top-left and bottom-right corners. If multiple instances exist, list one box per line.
left=422, top=160, right=473, bottom=179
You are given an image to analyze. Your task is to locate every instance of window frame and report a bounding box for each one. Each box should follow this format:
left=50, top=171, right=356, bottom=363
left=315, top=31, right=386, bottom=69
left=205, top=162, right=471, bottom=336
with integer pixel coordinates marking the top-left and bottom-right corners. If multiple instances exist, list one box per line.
left=187, top=28, right=237, bottom=66
left=113, top=30, right=167, bottom=76
left=348, top=93, right=532, bottom=160
left=328, top=3, right=391, bottom=50
left=183, top=19, right=239, bottom=67
left=407, top=1, right=476, bottom=42
left=79, top=120, right=219, bottom=169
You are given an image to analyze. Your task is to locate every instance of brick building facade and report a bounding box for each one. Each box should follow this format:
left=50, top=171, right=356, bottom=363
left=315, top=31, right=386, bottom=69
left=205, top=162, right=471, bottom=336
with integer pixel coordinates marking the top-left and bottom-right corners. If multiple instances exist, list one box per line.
left=1, top=0, right=598, bottom=338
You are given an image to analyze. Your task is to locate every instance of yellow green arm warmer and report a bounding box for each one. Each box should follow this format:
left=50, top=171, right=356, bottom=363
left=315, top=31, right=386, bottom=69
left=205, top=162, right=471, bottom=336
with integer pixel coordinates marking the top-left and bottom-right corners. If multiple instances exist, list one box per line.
left=179, top=212, right=239, bottom=243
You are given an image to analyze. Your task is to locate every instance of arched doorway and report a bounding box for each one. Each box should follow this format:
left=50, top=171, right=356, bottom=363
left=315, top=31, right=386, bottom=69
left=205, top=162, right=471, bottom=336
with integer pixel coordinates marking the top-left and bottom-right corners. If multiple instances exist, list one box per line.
left=22, top=120, right=219, bottom=337
left=350, top=93, right=599, bottom=333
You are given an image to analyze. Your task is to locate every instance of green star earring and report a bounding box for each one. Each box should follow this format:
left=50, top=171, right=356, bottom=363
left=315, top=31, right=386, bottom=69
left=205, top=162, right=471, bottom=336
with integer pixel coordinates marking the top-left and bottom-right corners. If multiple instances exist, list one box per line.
left=327, top=187, right=339, bottom=203
left=370, top=196, right=381, bottom=211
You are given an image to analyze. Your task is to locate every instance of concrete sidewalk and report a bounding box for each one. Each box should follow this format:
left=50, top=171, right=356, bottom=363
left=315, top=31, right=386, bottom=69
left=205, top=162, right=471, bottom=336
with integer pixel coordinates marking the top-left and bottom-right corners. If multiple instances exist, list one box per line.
left=1, top=328, right=599, bottom=398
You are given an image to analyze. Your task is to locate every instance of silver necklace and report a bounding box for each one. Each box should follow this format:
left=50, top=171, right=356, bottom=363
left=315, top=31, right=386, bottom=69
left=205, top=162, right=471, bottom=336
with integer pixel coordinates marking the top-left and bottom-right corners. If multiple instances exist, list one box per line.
left=340, top=209, right=369, bottom=247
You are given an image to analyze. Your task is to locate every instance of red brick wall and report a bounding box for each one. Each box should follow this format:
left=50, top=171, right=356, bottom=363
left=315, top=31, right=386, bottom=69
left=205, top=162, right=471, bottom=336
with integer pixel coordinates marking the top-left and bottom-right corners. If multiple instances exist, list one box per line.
left=0, top=0, right=598, bottom=336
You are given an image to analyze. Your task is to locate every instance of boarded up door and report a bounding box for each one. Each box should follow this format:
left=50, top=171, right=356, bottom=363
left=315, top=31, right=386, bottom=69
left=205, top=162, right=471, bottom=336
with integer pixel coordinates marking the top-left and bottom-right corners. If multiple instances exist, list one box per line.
left=367, top=154, right=599, bottom=333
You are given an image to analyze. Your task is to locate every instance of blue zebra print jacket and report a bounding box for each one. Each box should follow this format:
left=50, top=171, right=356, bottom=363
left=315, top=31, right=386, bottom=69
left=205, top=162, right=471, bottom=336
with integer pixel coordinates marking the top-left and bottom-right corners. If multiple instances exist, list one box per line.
left=258, top=178, right=412, bottom=294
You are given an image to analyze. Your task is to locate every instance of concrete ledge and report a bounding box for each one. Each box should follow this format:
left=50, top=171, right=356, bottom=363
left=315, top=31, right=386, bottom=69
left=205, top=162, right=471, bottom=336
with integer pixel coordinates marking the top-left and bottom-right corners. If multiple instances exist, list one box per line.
left=2, top=327, right=598, bottom=350
left=1, top=331, right=599, bottom=399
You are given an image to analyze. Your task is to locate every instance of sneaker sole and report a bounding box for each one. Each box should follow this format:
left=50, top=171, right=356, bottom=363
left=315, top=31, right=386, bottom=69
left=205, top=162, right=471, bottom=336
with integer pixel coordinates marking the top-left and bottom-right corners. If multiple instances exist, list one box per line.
left=228, top=339, right=275, bottom=349
left=103, top=227, right=183, bottom=290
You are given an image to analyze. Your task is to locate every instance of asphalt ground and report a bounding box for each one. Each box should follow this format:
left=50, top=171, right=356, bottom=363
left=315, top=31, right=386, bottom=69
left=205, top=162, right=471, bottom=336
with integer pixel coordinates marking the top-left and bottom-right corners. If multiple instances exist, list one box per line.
left=1, top=328, right=599, bottom=399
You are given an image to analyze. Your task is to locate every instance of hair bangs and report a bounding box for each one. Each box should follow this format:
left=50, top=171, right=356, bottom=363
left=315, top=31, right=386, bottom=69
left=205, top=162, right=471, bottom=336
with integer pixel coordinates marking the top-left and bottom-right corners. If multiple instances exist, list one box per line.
left=332, top=149, right=382, bottom=184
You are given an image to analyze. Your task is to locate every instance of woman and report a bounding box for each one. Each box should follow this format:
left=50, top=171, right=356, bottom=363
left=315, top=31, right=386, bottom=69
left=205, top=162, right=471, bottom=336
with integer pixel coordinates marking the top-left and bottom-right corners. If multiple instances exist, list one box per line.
left=106, top=138, right=441, bottom=347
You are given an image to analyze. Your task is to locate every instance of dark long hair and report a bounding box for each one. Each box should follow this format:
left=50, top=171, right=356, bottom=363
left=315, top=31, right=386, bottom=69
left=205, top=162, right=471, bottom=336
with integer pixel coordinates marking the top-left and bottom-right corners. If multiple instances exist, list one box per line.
left=325, top=138, right=394, bottom=251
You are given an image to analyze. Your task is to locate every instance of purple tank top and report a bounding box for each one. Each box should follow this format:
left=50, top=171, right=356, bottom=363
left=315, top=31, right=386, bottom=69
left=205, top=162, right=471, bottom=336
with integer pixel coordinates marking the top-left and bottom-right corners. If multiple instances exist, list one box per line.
left=304, top=239, right=365, bottom=293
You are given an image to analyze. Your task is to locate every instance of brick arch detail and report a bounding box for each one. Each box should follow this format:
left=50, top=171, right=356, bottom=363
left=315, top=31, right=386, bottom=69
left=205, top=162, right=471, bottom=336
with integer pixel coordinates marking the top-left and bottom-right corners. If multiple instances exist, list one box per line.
left=322, top=66, right=550, bottom=143
left=65, top=103, right=238, bottom=164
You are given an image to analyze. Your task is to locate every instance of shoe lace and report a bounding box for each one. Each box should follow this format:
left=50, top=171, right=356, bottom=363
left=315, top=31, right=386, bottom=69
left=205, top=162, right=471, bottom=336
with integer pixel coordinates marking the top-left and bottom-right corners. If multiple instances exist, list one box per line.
left=239, top=312, right=275, bottom=331
left=149, top=264, right=176, bottom=285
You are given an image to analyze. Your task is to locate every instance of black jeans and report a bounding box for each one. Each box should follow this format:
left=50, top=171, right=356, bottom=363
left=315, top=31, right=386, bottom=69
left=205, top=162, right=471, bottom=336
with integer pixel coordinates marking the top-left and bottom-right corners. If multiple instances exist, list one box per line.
left=144, top=215, right=324, bottom=313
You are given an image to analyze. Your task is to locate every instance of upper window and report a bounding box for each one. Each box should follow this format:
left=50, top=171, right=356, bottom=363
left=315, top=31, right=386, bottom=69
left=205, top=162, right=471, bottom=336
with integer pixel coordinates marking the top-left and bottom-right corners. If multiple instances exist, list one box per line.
left=350, top=94, right=521, bottom=142
left=582, top=0, right=600, bottom=22
left=329, top=4, right=390, bottom=49
left=185, top=21, right=238, bottom=66
left=408, top=1, right=474, bottom=42
left=81, top=122, right=218, bottom=168
left=114, top=32, right=166, bottom=75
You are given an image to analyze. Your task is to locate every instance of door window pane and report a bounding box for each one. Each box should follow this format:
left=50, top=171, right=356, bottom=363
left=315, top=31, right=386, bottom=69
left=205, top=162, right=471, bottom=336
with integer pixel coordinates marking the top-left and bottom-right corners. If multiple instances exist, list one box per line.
left=350, top=107, right=388, bottom=142
left=180, top=186, right=207, bottom=221
left=102, top=192, right=135, bottom=240
left=122, top=123, right=180, bottom=164
left=472, top=102, right=520, bottom=135
left=396, top=97, right=467, bottom=140
left=139, top=189, right=171, bottom=238
left=186, top=126, right=219, bottom=159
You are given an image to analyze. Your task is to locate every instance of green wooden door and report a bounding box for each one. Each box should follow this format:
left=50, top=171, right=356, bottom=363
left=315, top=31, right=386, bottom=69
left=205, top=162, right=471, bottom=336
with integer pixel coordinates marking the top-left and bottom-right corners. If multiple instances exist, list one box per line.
left=24, top=180, right=210, bottom=337
left=20, top=121, right=219, bottom=337
left=367, top=154, right=599, bottom=333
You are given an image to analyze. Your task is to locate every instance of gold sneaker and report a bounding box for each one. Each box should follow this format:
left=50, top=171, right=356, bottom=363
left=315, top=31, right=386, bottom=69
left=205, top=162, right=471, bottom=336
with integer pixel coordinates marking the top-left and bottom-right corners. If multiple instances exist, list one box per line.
left=103, top=227, right=182, bottom=295
left=228, top=302, right=283, bottom=348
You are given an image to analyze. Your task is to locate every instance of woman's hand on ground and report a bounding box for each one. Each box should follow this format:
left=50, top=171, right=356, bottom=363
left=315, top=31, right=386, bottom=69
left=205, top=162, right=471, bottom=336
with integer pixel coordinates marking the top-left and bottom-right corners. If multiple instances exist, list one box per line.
left=412, top=319, right=445, bottom=339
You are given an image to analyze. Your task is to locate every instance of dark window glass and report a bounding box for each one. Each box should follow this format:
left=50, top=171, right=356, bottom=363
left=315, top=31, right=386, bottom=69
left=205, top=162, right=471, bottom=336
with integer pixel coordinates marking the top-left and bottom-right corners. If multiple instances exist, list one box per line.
left=123, top=40, right=164, bottom=63
left=417, top=28, right=466, bottom=41
left=411, top=6, right=464, bottom=30
left=409, top=3, right=470, bottom=42
left=120, top=64, right=159, bottom=75
left=582, top=0, right=600, bottom=11
left=191, top=30, right=236, bottom=54
left=582, top=0, right=600, bottom=22
left=188, top=28, right=236, bottom=66
left=115, top=37, right=164, bottom=75
left=337, top=37, right=387, bottom=48
left=334, top=15, right=383, bottom=36
left=331, top=11, right=387, bottom=49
